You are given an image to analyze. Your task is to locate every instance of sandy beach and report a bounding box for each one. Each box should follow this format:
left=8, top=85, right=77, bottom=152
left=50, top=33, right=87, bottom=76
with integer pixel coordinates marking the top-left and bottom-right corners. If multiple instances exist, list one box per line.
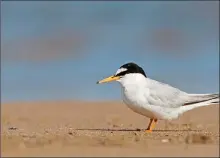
left=1, top=101, right=219, bottom=157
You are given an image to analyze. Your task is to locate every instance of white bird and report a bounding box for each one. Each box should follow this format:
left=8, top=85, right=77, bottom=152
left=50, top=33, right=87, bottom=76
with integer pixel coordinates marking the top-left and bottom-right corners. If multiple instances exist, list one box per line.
left=97, top=62, right=219, bottom=132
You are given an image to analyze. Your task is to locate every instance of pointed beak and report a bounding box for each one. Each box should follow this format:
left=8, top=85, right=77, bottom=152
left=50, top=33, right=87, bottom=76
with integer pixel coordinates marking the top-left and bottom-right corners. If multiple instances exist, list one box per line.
left=97, top=75, right=120, bottom=84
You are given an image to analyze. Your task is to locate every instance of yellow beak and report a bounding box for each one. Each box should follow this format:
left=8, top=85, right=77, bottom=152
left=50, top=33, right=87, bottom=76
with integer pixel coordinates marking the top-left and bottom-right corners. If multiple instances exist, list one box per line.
left=97, top=75, right=120, bottom=84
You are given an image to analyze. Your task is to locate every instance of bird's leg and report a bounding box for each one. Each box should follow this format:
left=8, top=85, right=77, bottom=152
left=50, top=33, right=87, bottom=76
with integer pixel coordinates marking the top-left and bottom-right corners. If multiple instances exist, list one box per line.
left=145, top=118, right=157, bottom=133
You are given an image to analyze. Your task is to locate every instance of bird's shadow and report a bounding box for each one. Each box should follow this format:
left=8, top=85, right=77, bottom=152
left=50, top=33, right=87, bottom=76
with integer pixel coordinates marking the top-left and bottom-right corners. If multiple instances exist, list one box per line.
left=73, top=128, right=201, bottom=132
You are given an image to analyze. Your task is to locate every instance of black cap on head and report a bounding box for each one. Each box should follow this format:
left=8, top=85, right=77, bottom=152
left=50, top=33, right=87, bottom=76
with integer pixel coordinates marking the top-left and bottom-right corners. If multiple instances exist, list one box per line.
left=115, top=62, right=147, bottom=77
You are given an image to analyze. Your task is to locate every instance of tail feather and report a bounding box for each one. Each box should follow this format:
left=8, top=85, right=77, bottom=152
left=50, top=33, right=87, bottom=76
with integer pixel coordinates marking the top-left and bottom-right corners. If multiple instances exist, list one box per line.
left=177, top=93, right=219, bottom=115
left=186, top=93, right=219, bottom=105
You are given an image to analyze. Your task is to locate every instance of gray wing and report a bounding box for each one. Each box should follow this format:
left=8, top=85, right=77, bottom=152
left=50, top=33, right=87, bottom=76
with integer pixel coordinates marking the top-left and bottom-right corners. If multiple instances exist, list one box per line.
left=145, top=79, right=218, bottom=108
left=145, top=79, right=188, bottom=108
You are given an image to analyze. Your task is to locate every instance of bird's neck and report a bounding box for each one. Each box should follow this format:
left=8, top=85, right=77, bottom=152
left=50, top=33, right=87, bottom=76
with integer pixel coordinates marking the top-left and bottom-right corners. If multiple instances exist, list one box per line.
left=119, top=74, right=147, bottom=89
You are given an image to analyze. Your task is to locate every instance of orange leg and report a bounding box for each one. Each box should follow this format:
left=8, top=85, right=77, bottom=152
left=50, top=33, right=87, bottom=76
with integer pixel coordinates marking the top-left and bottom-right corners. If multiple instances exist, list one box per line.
left=145, top=118, right=157, bottom=133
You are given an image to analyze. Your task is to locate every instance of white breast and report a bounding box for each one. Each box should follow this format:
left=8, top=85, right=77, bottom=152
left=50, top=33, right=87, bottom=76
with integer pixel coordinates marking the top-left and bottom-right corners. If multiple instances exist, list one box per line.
left=121, top=83, right=156, bottom=118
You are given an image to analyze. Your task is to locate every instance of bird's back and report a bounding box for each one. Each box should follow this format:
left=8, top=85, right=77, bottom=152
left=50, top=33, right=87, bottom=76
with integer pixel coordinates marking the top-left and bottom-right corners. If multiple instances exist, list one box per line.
left=145, top=78, right=219, bottom=108
left=144, top=78, right=189, bottom=108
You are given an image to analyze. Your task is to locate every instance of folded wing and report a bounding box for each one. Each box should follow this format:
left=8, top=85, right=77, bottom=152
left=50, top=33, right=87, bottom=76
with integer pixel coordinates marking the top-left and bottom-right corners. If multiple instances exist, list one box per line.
left=146, top=79, right=219, bottom=108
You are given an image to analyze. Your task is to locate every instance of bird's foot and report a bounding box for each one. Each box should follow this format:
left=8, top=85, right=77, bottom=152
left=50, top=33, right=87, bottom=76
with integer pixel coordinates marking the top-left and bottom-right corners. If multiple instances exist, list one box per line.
left=145, top=118, right=157, bottom=133
left=145, top=129, right=153, bottom=133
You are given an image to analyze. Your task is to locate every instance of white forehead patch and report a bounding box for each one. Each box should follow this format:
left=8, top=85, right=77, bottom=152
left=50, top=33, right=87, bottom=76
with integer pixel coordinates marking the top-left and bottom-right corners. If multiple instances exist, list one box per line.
left=115, top=68, right=127, bottom=75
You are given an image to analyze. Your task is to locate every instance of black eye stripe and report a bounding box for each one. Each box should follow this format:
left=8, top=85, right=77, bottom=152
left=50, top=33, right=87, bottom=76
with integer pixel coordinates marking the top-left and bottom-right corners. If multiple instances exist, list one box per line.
left=115, top=71, right=128, bottom=77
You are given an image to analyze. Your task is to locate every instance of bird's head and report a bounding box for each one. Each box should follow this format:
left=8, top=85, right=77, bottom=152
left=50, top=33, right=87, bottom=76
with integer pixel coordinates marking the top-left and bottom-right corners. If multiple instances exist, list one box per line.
left=97, top=62, right=147, bottom=84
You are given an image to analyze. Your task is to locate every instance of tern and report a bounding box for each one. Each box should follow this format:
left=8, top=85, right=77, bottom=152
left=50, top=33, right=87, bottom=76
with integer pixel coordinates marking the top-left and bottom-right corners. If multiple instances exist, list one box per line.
left=97, top=62, right=219, bottom=132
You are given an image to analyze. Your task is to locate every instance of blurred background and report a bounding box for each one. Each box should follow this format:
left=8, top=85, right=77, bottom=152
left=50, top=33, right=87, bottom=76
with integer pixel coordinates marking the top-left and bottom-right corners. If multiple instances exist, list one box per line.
left=1, top=1, right=219, bottom=103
